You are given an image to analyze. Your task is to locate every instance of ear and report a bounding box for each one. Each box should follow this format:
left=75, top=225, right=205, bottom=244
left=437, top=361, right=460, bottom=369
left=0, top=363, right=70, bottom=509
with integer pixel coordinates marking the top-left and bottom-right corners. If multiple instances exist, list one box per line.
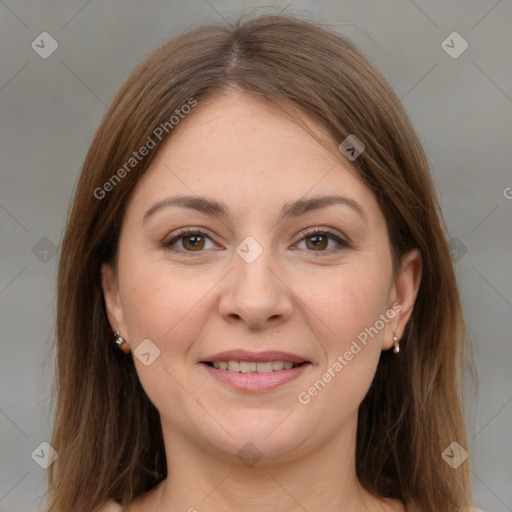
left=100, top=261, right=128, bottom=338
left=383, top=248, right=423, bottom=351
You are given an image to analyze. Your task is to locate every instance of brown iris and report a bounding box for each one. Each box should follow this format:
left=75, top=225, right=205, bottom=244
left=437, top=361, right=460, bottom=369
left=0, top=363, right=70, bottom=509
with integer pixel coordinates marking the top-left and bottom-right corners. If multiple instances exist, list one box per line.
left=305, top=234, right=328, bottom=251
left=182, top=234, right=206, bottom=251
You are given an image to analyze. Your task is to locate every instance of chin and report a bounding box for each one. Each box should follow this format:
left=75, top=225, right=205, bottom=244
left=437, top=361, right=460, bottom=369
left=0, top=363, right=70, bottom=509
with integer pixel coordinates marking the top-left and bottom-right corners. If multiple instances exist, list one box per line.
left=199, top=411, right=312, bottom=464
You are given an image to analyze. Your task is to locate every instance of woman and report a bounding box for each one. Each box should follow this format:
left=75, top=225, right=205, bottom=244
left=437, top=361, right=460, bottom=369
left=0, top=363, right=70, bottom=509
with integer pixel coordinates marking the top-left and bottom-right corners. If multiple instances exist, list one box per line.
left=45, top=11, right=480, bottom=512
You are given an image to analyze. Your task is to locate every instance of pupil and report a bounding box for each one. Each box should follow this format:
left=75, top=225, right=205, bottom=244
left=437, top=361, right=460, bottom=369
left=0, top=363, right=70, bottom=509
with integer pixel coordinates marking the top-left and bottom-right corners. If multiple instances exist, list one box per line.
left=185, top=235, right=203, bottom=250
left=308, top=235, right=326, bottom=250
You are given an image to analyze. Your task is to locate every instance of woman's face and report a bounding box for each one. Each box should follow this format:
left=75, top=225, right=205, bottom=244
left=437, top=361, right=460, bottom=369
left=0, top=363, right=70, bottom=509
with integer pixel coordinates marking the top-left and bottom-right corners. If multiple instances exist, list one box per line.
left=101, top=91, right=421, bottom=464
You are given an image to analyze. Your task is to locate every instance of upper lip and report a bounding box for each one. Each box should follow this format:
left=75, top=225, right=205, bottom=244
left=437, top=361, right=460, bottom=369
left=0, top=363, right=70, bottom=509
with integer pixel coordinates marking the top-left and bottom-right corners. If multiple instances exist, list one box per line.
left=200, top=350, right=309, bottom=364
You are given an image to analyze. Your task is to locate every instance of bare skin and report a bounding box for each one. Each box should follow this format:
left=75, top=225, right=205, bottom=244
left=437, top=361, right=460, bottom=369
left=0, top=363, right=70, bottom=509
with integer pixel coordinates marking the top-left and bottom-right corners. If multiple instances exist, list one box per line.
left=101, top=91, right=421, bottom=512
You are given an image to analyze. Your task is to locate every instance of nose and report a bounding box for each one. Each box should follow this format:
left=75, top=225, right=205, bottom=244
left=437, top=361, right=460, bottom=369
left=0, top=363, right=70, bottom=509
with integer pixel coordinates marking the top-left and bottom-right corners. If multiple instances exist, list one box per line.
left=218, top=244, right=293, bottom=329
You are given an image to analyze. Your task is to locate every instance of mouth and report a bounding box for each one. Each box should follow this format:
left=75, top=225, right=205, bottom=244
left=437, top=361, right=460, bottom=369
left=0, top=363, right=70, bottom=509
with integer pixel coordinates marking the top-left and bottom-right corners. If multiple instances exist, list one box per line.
left=203, top=360, right=305, bottom=372
left=199, top=351, right=311, bottom=392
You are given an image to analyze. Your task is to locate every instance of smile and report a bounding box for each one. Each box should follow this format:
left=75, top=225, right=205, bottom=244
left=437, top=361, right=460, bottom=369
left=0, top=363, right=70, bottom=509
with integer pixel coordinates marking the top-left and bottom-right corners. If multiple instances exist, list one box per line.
left=205, top=360, right=301, bottom=372
left=200, top=361, right=311, bottom=392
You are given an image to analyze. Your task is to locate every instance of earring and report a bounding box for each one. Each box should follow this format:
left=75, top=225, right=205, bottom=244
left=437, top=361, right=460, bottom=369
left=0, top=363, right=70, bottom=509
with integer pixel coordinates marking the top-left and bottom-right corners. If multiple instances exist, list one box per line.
left=393, top=334, right=400, bottom=354
left=113, top=331, right=131, bottom=354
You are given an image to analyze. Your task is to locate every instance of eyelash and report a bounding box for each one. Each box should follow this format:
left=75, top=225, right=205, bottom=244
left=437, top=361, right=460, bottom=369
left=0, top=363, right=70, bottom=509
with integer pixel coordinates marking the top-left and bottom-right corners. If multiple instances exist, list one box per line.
left=162, top=227, right=351, bottom=256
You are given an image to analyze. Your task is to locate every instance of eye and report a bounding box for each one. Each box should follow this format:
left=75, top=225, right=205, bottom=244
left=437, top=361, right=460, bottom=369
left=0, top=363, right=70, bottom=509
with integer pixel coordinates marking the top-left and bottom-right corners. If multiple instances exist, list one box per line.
left=294, top=227, right=350, bottom=253
left=162, top=228, right=217, bottom=254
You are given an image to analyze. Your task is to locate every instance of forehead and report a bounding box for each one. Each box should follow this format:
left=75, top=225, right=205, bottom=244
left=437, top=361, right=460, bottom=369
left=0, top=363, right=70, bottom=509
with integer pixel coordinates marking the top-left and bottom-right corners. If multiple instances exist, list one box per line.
left=124, top=92, right=380, bottom=222
left=155, top=92, right=343, bottom=173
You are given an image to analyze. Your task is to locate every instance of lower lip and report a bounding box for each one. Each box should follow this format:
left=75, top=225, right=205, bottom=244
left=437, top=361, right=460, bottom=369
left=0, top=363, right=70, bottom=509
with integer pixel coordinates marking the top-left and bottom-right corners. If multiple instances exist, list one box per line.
left=200, top=363, right=311, bottom=392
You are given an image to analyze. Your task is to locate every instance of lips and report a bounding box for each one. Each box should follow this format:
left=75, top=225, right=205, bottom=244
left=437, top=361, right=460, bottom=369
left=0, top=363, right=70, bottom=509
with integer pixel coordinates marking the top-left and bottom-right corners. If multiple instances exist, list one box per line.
left=199, top=350, right=312, bottom=392
left=200, top=350, right=308, bottom=365
left=207, top=361, right=298, bottom=372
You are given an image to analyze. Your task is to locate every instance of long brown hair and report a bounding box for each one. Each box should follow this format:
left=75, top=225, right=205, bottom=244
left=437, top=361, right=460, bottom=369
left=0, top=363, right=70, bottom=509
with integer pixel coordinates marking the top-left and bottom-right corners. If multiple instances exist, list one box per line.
left=45, top=11, right=477, bottom=512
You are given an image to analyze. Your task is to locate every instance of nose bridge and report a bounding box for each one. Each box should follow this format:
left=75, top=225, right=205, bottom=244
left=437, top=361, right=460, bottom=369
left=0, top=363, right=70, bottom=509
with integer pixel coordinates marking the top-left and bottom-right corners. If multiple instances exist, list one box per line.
left=234, top=234, right=280, bottom=301
left=219, top=234, right=292, bottom=326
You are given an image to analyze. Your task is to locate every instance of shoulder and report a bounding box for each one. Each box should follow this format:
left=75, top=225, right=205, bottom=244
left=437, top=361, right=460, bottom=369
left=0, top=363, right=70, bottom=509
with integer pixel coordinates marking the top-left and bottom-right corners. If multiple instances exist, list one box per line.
left=96, top=500, right=123, bottom=512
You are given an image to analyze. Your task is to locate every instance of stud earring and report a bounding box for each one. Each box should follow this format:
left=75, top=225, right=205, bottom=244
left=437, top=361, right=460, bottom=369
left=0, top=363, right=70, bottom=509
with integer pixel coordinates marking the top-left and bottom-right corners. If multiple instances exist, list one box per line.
left=393, top=334, right=400, bottom=354
left=113, top=331, right=131, bottom=354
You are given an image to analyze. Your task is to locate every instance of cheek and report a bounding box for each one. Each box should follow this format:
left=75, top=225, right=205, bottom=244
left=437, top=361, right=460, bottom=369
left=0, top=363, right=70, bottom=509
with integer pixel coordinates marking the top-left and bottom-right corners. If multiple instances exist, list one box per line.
left=295, top=263, right=390, bottom=403
left=117, top=256, right=211, bottom=410
left=303, top=260, right=391, bottom=408
left=118, top=252, right=221, bottom=360
left=303, top=261, right=390, bottom=348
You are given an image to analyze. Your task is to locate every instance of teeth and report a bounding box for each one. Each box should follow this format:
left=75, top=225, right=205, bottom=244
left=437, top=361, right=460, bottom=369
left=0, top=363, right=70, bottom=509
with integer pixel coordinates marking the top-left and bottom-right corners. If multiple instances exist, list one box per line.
left=256, top=362, right=274, bottom=373
left=239, top=361, right=257, bottom=373
left=272, top=361, right=284, bottom=371
left=210, top=360, right=299, bottom=372
left=228, top=361, right=240, bottom=372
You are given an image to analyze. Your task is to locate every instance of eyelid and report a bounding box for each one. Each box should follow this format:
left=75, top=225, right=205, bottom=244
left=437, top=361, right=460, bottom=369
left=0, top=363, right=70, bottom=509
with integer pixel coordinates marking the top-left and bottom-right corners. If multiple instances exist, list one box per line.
left=293, top=227, right=352, bottom=252
left=162, top=227, right=218, bottom=249
left=294, top=226, right=350, bottom=245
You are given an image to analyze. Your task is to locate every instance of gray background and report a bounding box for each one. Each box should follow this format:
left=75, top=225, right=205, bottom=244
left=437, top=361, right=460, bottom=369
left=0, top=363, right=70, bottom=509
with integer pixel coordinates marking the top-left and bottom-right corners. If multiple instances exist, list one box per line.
left=0, top=0, right=511, bottom=511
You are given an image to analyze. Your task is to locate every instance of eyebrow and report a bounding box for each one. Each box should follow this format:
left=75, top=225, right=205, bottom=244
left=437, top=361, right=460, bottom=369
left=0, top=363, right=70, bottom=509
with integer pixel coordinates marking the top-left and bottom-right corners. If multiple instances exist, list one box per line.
left=143, top=194, right=367, bottom=224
